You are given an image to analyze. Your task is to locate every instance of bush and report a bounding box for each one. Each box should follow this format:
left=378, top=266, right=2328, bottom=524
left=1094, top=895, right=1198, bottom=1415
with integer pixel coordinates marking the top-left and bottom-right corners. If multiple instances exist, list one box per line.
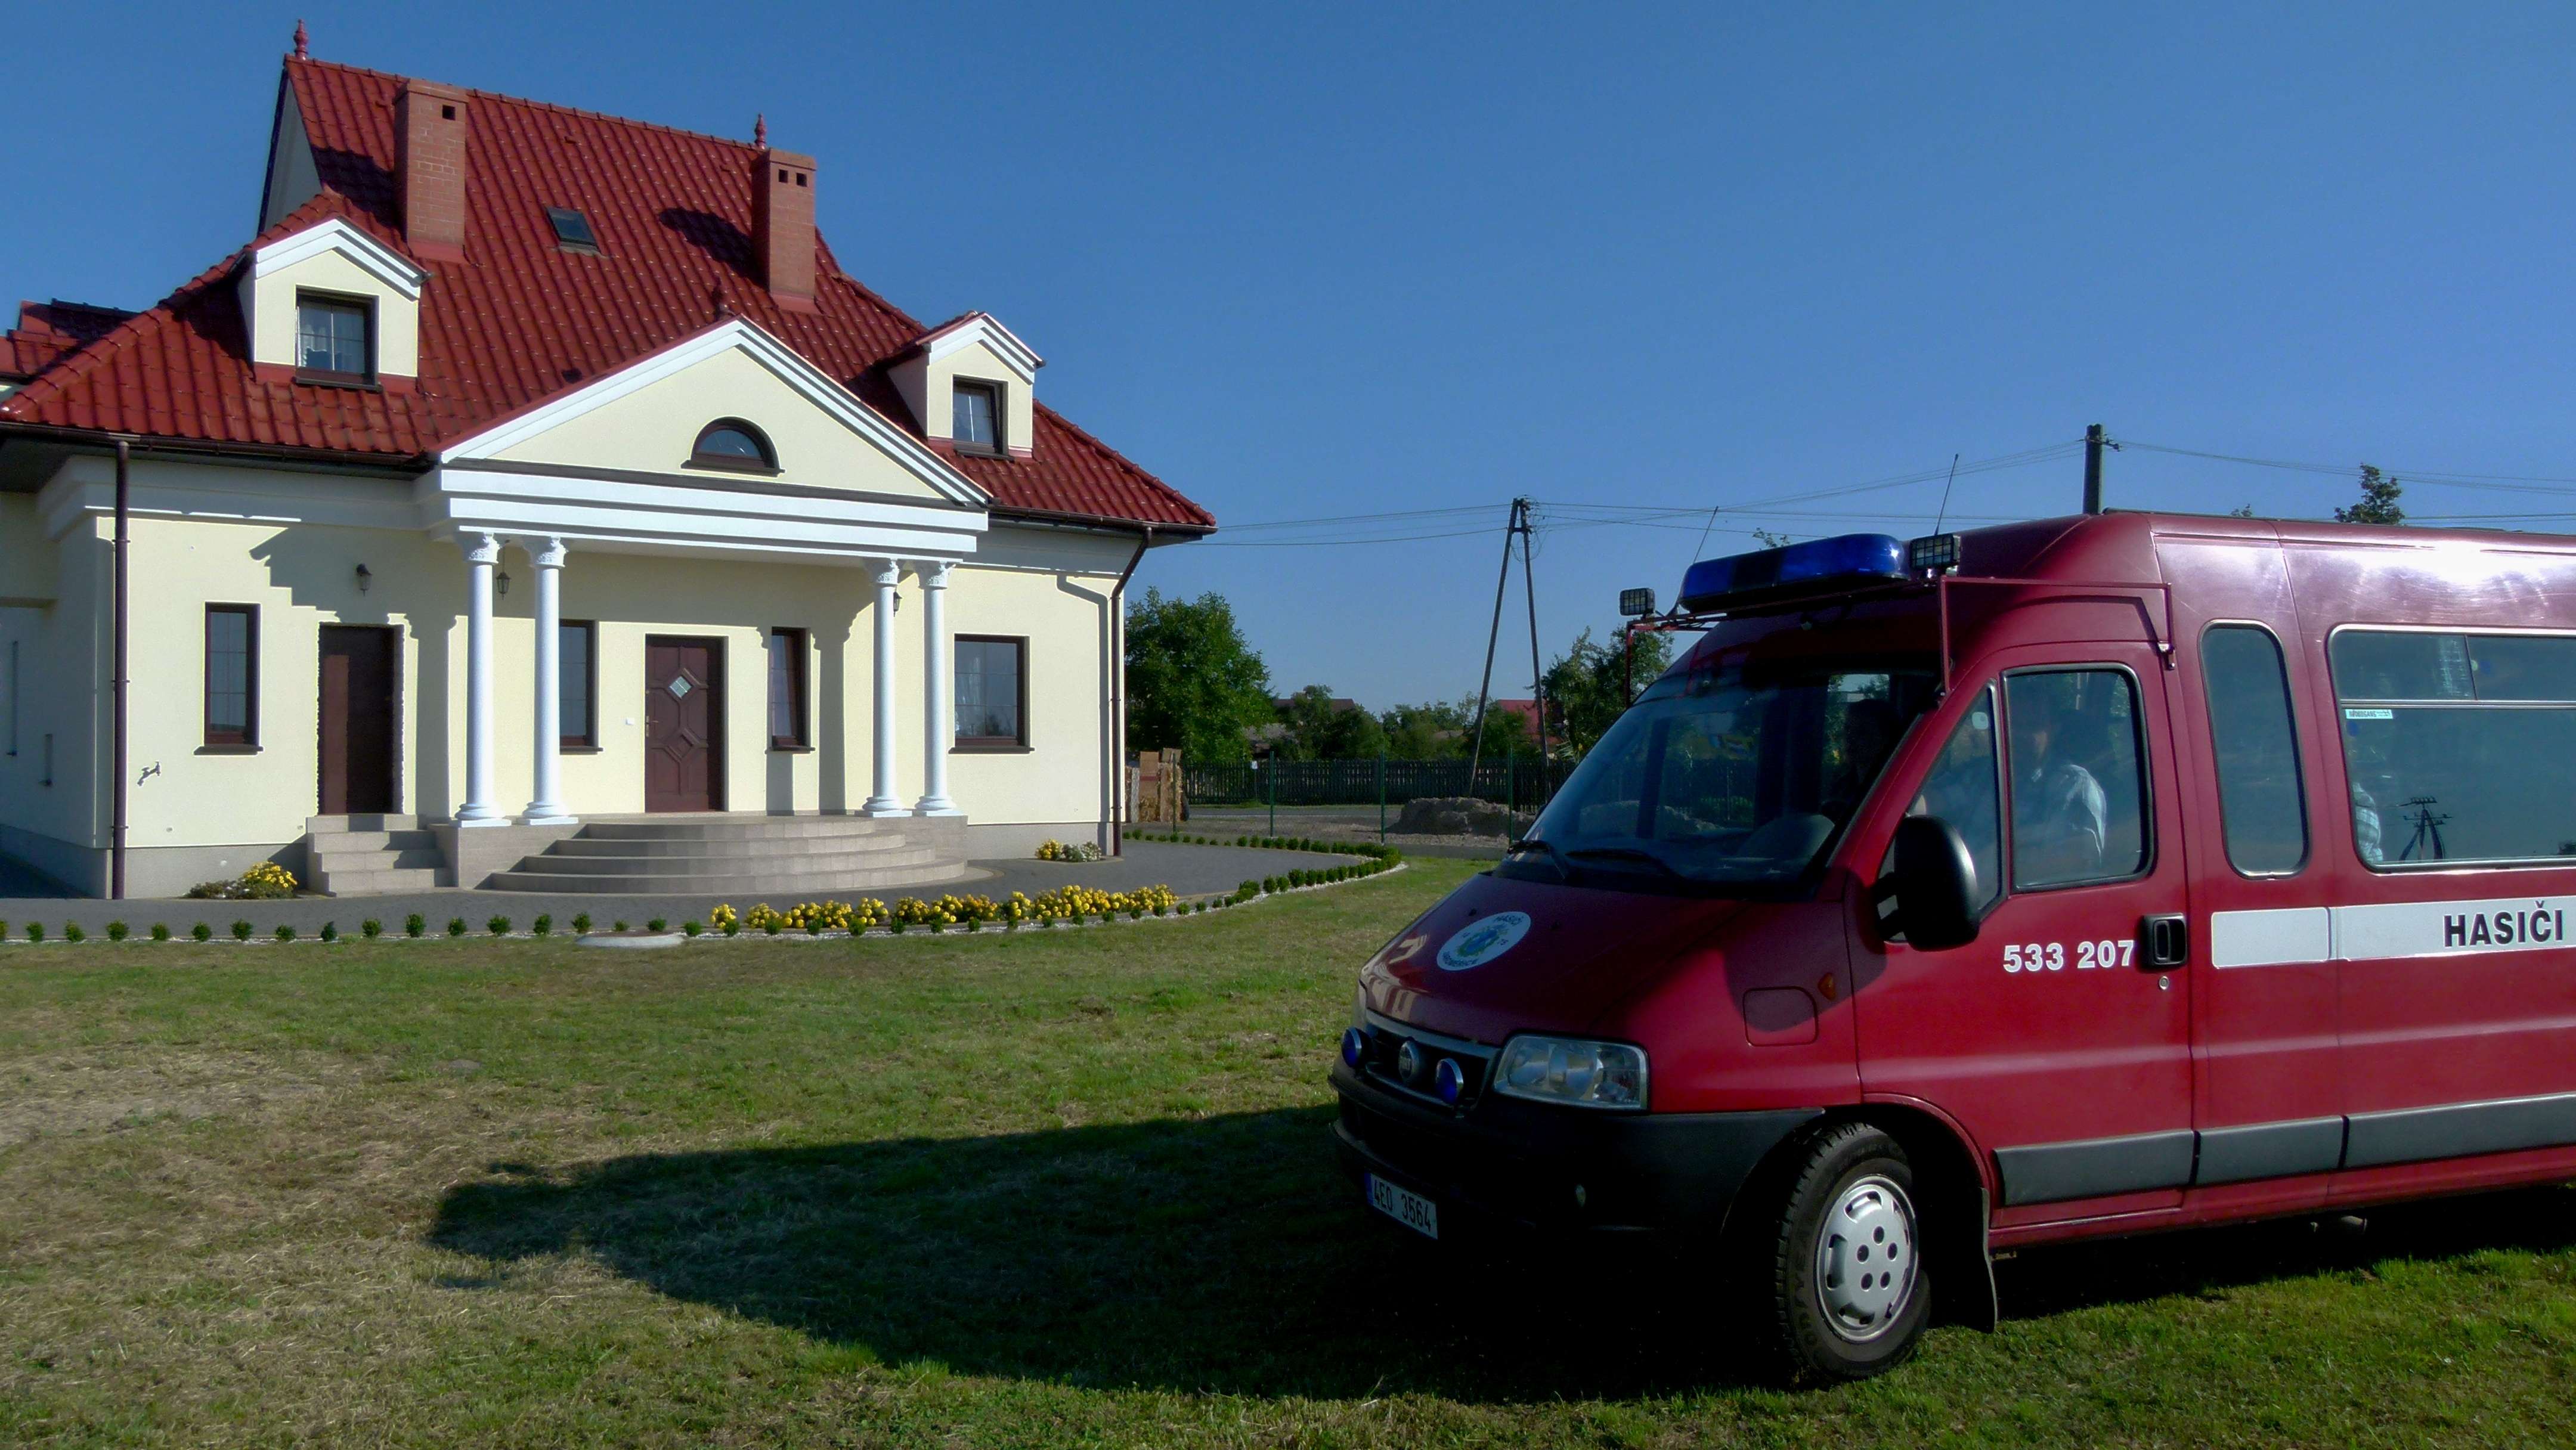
left=192, top=923, right=212, bottom=941
left=646, top=918, right=667, bottom=933
left=534, top=915, right=552, bottom=937
left=182, top=862, right=299, bottom=901
left=150, top=923, right=171, bottom=941
left=231, top=921, right=252, bottom=941
left=320, top=922, right=338, bottom=943
left=64, top=924, right=85, bottom=944
left=362, top=919, right=383, bottom=939
left=723, top=918, right=740, bottom=937
left=274, top=925, right=296, bottom=942
left=23, top=923, right=42, bottom=943
left=614, top=920, right=631, bottom=932
left=106, top=921, right=129, bottom=942
left=572, top=913, right=592, bottom=935
left=447, top=918, right=467, bottom=938
left=683, top=920, right=702, bottom=937
left=487, top=916, right=510, bottom=937
left=405, top=913, right=426, bottom=938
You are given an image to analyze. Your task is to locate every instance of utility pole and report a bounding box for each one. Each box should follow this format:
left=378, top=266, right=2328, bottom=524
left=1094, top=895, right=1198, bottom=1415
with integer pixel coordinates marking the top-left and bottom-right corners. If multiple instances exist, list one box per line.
left=2082, top=423, right=2106, bottom=515
left=1464, top=498, right=1522, bottom=802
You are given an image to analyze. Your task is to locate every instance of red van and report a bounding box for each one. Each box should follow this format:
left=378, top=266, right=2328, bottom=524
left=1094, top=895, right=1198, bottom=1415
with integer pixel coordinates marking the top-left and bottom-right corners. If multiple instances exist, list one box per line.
left=1332, top=512, right=2576, bottom=1378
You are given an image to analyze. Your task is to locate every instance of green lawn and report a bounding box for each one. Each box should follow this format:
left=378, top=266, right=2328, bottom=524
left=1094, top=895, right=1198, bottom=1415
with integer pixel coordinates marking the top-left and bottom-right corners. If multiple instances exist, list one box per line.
left=4, top=858, right=2574, bottom=1447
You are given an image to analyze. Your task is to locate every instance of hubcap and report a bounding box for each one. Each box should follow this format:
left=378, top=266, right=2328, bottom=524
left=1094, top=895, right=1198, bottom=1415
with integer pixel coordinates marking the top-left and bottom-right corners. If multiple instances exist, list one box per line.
left=1812, top=1173, right=1918, bottom=1342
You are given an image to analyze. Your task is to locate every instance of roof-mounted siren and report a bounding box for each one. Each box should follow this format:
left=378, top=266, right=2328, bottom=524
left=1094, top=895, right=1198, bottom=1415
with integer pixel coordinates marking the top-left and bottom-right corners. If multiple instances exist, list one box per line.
left=1618, top=586, right=1658, bottom=619
left=1906, top=532, right=1962, bottom=576
left=1676, top=533, right=1909, bottom=614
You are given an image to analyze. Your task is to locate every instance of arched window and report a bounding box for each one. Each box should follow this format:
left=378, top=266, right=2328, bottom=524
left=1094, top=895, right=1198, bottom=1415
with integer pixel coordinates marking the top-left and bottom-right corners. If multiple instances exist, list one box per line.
left=690, top=419, right=776, bottom=471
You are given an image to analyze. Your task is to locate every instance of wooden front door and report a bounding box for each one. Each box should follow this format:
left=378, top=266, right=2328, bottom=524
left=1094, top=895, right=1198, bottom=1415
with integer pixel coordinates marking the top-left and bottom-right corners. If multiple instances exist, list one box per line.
left=317, top=625, right=398, bottom=815
left=645, top=636, right=724, bottom=812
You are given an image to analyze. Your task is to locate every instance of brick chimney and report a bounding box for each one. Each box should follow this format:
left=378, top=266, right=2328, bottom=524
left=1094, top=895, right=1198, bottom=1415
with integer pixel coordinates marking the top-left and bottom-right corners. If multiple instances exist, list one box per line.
left=395, top=79, right=470, bottom=262
left=752, top=145, right=818, bottom=311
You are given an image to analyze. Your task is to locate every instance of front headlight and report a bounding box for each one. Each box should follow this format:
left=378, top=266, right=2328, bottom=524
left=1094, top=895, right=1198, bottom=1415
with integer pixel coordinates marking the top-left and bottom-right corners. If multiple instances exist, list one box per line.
left=1490, top=1035, right=1648, bottom=1111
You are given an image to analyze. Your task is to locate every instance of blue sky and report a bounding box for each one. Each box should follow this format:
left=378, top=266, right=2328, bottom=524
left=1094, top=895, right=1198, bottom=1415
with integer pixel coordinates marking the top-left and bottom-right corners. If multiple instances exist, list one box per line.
left=13, top=4, right=2576, bottom=709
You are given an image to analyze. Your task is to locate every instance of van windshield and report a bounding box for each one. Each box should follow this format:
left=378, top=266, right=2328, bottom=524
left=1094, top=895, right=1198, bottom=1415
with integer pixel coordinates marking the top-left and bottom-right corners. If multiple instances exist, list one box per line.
left=1505, top=659, right=1938, bottom=893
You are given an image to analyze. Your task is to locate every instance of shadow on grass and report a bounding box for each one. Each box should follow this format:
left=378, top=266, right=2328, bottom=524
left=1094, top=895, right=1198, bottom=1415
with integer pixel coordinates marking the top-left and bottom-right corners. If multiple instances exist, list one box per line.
left=428, top=1106, right=2576, bottom=1398
left=427, top=1107, right=1751, bottom=1401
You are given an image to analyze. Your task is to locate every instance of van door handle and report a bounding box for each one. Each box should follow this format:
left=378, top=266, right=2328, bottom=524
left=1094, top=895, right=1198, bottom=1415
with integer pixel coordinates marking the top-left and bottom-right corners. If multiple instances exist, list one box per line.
left=2141, top=914, right=2188, bottom=970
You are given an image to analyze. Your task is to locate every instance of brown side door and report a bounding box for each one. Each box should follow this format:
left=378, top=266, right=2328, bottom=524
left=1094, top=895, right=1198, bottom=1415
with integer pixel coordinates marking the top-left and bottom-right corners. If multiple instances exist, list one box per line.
left=317, top=625, right=398, bottom=815
left=645, top=636, right=724, bottom=812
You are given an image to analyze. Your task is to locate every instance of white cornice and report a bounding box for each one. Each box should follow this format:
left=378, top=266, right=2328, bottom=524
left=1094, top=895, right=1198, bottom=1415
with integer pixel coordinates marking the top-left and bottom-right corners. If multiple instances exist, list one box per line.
left=436, top=318, right=992, bottom=510
left=251, top=218, right=427, bottom=301
left=919, top=312, right=1042, bottom=383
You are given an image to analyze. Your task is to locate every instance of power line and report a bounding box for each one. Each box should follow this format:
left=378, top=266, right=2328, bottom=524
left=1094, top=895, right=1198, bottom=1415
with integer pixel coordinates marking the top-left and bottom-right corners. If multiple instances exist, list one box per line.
left=2120, top=440, right=2576, bottom=497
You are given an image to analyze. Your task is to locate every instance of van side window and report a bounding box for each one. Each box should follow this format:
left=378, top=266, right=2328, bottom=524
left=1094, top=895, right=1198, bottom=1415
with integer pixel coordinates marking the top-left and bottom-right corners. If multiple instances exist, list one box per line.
left=2007, top=669, right=2148, bottom=890
left=2330, top=630, right=2576, bottom=866
left=2202, top=625, right=2308, bottom=874
left=1894, top=686, right=2004, bottom=911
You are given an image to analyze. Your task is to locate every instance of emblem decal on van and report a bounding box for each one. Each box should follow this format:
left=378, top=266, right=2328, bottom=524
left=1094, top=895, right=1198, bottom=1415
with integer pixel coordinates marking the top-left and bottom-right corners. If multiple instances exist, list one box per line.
left=1436, top=912, right=1532, bottom=971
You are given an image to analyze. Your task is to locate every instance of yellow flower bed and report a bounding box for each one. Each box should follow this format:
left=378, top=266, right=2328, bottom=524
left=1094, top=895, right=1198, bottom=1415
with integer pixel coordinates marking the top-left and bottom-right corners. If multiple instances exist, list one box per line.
left=242, top=862, right=299, bottom=894
left=711, top=882, right=1184, bottom=936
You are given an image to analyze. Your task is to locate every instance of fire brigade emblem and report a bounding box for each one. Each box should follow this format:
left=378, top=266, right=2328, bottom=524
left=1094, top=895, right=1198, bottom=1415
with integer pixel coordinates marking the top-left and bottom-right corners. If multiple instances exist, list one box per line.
left=1436, top=912, right=1532, bottom=971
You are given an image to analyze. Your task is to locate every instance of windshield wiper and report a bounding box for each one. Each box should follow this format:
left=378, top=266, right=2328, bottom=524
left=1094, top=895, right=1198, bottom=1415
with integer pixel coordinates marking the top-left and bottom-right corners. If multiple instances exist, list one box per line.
left=1506, top=836, right=1574, bottom=878
left=1563, top=845, right=1687, bottom=879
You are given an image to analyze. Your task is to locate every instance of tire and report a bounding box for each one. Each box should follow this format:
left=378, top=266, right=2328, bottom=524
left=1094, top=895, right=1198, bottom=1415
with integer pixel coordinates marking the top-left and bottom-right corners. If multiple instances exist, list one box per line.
left=1755, top=1120, right=1931, bottom=1381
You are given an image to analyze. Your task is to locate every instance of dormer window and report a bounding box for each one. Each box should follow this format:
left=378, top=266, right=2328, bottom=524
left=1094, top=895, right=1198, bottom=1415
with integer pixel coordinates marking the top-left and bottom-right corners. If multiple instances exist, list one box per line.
left=689, top=418, right=776, bottom=472
left=952, top=380, right=1002, bottom=456
left=546, top=206, right=602, bottom=256
left=295, top=295, right=371, bottom=382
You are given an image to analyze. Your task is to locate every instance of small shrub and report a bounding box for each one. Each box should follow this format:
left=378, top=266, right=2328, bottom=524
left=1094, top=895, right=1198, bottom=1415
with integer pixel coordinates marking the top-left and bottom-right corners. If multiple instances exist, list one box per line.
left=64, top=924, right=85, bottom=944
left=683, top=920, right=702, bottom=937
left=405, top=913, right=426, bottom=938
left=1240, top=879, right=1259, bottom=896
left=320, top=922, right=338, bottom=943
left=487, top=916, right=511, bottom=937
left=231, top=921, right=252, bottom=941
left=274, top=925, right=296, bottom=942
left=447, top=918, right=467, bottom=938
left=151, top=923, right=172, bottom=941
left=362, top=919, right=383, bottom=939
left=646, top=918, right=667, bottom=934
left=192, top=923, right=212, bottom=941
left=534, top=915, right=552, bottom=937
left=24, top=923, right=42, bottom=943
left=572, top=913, right=592, bottom=935
left=106, top=921, right=129, bottom=942
left=889, top=919, right=907, bottom=935
left=761, top=920, right=780, bottom=936
left=614, top=920, right=631, bottom=932
left=722, top=918, right=740, bottom=937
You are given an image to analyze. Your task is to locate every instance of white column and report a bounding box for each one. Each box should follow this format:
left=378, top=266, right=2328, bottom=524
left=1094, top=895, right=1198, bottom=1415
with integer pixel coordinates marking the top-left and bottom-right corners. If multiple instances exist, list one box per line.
left=457, top=531, right=505, bottom=826
left=523, top=537, right=575, bottom=825
left=914, top=559, right=960, bottom=816
left=861, top=557, right=909, bottom=817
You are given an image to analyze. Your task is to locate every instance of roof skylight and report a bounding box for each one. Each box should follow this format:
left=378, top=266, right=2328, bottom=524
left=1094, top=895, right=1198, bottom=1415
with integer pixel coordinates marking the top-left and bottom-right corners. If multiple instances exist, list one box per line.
left=546, top=206, right=600, bottom=255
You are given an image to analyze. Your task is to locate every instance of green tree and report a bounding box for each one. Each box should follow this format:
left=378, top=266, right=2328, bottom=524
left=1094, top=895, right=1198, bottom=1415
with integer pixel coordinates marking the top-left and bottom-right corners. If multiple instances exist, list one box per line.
left=2336, top=465, right=2405, bottom=525
left=1541, top=628, right=1677, bottom=755
left=1379, top=700, right=1465, bottom=758
left=1274, top=684, right=1390, bottom=761
left=1125, top=588, right=1272, bottom=766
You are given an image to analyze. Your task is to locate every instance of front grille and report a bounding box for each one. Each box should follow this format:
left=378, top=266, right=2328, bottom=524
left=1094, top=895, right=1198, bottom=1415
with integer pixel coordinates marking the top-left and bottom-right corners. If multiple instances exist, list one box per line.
left=1354, top=1014, right=1494, bottom=1111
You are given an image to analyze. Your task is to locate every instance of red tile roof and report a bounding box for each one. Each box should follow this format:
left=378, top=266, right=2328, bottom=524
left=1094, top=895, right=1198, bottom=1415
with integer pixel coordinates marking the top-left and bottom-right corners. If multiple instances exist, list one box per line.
left=0, top=299, right=132, bottom=382
left=1, top=55, right=1212, bottom=532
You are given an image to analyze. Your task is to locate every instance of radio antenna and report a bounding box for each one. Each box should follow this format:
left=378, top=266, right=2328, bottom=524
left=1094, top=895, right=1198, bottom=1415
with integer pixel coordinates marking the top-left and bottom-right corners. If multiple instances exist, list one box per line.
left=1931, top=451, right=1961, bottom=535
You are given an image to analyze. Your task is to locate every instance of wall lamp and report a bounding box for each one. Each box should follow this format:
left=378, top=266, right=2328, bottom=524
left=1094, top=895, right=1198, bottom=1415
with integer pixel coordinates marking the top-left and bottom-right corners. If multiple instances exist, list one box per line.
left=496, top=570, right=512, bottom=597
left=354, top=563, right=372, bottom=594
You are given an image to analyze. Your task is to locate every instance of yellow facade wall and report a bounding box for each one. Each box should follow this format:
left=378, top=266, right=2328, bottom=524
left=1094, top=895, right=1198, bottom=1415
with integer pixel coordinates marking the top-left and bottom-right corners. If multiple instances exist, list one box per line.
left=0, top=493, right=57, bottom=604
left=924, top=338, right=1036, bottom=453
left=245, top=248, right=420, bottom=378
left=72, top=515, right=1117, bottom=854
left=492, top=346, right=947, bottom=500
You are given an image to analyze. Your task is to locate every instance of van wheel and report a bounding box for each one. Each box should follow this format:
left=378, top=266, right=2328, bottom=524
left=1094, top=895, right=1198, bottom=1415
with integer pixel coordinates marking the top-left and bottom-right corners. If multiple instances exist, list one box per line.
left=1756, top=1121, right=1930, bottom=1381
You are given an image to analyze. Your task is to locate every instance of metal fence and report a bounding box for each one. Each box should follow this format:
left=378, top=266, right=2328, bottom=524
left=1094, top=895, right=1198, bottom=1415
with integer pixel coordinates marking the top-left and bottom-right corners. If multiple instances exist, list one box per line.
left=1184, top=756, right=1565, bottom=809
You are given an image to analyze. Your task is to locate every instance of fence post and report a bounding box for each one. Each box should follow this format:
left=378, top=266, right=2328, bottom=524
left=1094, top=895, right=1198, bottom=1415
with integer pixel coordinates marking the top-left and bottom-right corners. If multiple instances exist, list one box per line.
left=1377, top=748, right=1387, bottom=842
left=1506, top=744, right=1516, bottom=814
left=1268, top=757, right=1277, bottom=837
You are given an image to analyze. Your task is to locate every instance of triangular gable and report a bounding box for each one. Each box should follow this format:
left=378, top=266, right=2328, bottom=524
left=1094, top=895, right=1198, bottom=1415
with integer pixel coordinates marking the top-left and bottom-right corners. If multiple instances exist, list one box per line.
left=438, top=318, right=991, bottom=509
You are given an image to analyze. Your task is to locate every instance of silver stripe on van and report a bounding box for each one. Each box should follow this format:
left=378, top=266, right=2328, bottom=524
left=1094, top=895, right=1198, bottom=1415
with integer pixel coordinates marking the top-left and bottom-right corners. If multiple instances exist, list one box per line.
left=2210, top=895, right=2576, bottom=967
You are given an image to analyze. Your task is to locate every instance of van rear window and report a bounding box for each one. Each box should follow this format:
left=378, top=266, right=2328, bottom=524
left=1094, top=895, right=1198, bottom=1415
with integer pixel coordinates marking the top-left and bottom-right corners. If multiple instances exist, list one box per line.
left=2330, top=630, right=2576, bottom=867
left=2203, top=625, right=2308, bottom=875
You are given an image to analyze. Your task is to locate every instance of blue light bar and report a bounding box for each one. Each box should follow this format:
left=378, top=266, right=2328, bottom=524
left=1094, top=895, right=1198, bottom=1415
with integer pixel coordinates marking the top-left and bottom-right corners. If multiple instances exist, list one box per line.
left=1677, top=534, right=1909, bottom=613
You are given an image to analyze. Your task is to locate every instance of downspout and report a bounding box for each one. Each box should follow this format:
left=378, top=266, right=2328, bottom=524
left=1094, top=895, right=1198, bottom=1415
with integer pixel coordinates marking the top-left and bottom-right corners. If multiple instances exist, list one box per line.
left=1107, top=526, right=1152, bottom=855
left=112, top=436, right=129, bottom=900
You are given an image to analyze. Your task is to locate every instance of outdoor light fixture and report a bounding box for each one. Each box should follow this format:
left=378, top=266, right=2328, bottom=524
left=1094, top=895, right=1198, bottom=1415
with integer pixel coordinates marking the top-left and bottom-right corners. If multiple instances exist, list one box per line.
left=496, top=570, right=512, bottom=597
left=1906, top=532, right=1962, bottom=575
left=1433, top=1056, right=1465, bottom=1105
left=1342, top=1027, right=1367, bottom=1068
left=354, top=563, right=371, bottom=594
left=1618, top=586, right=1656, bottom=618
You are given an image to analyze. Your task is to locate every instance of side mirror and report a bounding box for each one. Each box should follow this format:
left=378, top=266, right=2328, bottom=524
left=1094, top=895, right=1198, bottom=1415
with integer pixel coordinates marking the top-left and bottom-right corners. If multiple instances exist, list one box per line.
left=1887, top=815, right=1982, bottom=951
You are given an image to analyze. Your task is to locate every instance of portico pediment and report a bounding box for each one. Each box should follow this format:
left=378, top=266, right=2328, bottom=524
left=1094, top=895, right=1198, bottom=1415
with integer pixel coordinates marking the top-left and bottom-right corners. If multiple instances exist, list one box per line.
left=439, top=318, right=990, bottom=509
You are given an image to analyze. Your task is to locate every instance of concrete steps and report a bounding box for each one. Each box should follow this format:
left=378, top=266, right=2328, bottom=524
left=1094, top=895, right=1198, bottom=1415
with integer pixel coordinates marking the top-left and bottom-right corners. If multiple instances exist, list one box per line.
left=306, top=816, right=444, bottom=896
left=485, top=814, right=970, bottom=896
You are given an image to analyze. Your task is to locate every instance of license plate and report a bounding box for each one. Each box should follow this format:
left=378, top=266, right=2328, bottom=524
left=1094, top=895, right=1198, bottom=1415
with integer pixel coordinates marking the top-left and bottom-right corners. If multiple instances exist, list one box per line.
left=1365, top=1173, right=1439, bottom=1240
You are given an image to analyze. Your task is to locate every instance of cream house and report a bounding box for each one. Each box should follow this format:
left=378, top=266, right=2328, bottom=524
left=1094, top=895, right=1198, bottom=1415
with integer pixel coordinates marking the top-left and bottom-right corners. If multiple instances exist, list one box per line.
left=0, top=38, right=1212, bottom=898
